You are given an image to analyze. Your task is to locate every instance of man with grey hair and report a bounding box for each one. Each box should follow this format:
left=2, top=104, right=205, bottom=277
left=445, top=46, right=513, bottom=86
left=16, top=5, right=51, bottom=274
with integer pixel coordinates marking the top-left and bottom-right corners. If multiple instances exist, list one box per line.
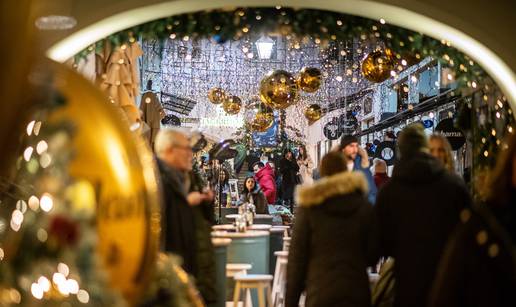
left=375, top=123, right=471, bottom=307
left=154, top=127, right=217, bottom=303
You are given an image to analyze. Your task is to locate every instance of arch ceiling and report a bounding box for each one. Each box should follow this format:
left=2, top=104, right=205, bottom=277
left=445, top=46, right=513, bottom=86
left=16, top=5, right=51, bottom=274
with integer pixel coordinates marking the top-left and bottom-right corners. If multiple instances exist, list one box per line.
left=45, top=0, right=516, bottom=107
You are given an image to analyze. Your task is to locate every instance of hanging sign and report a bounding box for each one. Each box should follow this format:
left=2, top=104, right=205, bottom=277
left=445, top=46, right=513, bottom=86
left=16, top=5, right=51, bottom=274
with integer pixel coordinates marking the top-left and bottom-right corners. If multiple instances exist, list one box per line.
left=435, top=118, right=466, bottom=150
left=375, top=141, right=397, bottom=166
left=323, top=118, right=342, bottom=140
left=161, top=115, right=181, bottom=126
left=339, top=113, right=358, bottom=135
left=422, top=119, right=434, bottom=129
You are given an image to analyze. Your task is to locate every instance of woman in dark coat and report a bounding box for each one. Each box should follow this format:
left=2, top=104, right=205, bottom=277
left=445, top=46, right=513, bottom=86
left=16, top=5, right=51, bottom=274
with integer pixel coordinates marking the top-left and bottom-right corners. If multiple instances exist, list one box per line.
left=429, top=132, right=516, bottom=307
left=280, top=150, right=300, bottom=211
left=286, top=151, right=378, bottom=307
left=239, top=176, right=269, bottom=214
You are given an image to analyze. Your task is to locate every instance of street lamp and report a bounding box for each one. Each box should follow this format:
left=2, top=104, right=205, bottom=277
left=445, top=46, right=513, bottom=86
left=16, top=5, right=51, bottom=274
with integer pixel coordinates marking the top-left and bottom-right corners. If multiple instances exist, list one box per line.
left=255, top=35, right=275, bottom=60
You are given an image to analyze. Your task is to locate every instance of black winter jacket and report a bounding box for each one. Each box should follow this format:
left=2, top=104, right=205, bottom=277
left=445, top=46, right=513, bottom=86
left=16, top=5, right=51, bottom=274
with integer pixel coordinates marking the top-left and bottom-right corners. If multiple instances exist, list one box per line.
left=429, top=201, right=516, bottom=307
left=280, top=157, right=300, bottom=200
left=156, top=159, right=197, bottom=275
left=375, top=152, right=471, bottom=307
left=286, top=171, right=378, bottom=307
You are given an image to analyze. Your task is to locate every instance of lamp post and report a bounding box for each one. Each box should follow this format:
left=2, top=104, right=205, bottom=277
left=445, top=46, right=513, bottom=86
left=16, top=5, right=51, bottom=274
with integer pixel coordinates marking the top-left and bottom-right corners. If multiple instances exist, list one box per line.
left=255, top=35, right=275, bottom=60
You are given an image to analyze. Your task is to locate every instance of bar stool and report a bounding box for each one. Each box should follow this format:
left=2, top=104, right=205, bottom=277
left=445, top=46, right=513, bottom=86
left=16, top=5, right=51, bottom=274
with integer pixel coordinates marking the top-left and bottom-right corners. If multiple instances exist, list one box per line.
left=233, top=274, right=273, bottom=307
left=226, top=264, right=253, bottom=304
left=282, top=237, right=291, bottom=251
left=227, top=263, right=252, bottom=277
left=271, top=251, right=288, bottom=307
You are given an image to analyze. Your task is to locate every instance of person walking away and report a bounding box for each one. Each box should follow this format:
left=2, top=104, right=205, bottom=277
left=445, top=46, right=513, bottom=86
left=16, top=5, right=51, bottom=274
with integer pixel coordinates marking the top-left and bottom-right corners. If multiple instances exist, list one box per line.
left=340, top=135, right=378, bottom=204
left=373, top=158, right=390, bottom=190
left=280, top=150, right=300, bottom=212
left=375, top=123, right=471, bottom=307
left=429, top=132, right=516, bottom=307
left=253, top=161, right=277, bottom=205
left=429, top=133, right=456, bottom=173
left=154, top=128, right=216, bottom=304
left=286, top=151, right=378, bottom=307
left=239, top=176, right=269, bottom=214
left=297, top=145, right=314, bottom=185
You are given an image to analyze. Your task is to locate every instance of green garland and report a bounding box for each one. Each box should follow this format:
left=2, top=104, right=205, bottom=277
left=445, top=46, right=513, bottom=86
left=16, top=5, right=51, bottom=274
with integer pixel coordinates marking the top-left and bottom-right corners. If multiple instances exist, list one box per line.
left=76, top=7, right=485, bottom=86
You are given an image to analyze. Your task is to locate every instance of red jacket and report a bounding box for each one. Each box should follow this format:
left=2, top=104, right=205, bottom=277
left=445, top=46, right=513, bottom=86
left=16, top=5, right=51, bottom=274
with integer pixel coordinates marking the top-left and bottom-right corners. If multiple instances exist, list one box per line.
left=255, top=163, right=277, bottom=204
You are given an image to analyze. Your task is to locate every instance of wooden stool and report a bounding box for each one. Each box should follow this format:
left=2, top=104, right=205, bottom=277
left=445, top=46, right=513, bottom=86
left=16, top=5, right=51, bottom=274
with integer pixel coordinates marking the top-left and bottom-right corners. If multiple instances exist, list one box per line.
left=226, top=263, right=252, bottom=278
left=226, top=264, right=253, bottom=305
left=282, top=237, right=291, bottom=251
left=233, top=274, right=273, bottom=307
left=272, top=251, right=288, bottom=307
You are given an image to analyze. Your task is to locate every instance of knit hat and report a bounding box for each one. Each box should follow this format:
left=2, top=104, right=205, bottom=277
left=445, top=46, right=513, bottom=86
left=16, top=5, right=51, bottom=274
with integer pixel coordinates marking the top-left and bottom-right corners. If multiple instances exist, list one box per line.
left=397, top=123, right=429, bottom=159
left=340, top=135, right=359, bottom=150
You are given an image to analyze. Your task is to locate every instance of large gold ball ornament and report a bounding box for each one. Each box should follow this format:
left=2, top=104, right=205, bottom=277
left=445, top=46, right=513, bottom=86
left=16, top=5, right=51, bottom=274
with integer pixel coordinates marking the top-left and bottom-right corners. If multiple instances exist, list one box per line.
left=297, top=67, right=322, bottom=93
left=208, top=87, right=227, bottom=104
left=223, top=96, right=242, bottom=115
left=259, top=70, right=299, bottom=109
left=361, top=48, right=395, bottom=83
left=1, top=59, right=161, bottom=302
left=251, top=112, right=275, bottom=132
left=304, top=104, right=323, bottom=124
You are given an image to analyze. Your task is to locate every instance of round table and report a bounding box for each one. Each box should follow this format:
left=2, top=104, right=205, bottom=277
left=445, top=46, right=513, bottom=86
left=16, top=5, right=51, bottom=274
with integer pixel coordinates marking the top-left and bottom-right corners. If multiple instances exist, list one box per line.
left=212, top=231, right=270, bottom=305
left=212, top=224, right=273, bottom=232
left=225, top=214, right=274, bottom=225
left=211, top=238, right=232, bottom=307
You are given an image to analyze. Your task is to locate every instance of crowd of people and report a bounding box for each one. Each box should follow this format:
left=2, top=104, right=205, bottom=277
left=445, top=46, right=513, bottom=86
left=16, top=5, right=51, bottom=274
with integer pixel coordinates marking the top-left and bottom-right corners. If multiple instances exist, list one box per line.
left=285, top=123, right=516, bottom=307
left=152, top=124, right=516, bottom=307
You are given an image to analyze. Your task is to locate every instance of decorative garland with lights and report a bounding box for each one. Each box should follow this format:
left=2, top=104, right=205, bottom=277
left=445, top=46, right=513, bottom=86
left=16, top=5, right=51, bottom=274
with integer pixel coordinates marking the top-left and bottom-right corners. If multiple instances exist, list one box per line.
left=77, top=7, right=485, bottom=86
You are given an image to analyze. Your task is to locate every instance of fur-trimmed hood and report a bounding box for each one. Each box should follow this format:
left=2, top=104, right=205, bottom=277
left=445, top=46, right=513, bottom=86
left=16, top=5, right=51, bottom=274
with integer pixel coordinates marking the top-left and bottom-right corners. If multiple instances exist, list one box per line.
left=295, top=171, right=368, bottom=207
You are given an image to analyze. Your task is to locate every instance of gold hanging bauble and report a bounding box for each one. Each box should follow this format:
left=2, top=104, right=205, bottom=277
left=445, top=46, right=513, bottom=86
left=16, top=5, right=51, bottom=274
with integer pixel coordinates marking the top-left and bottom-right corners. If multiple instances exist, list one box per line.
left=361, top=48, right=395, bottom=83
left=243, top=97, right=273, bottom=121
left=304, top=104, right=323, bottom=124
left=297, top=67, right=322, bottom=93
left=208, top=87, right=227, bottom=104
left=223, top=96, right=242, bottom=115
left=259, top=70, right=299, bottom=109
left=251, top=112, right=275, bottom=132
left=0, top=59, right=160, bottom=302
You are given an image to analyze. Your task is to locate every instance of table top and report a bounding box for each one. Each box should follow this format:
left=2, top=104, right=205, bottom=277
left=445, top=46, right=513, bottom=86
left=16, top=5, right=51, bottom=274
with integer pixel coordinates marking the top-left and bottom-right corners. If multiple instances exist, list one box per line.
left=211, top=230, right=270, bottom=238
left=211, top=238, right=232, bottom=246
left=212, top=224, right=273, bottom=231
left=225, top=214, right=273, bottom=219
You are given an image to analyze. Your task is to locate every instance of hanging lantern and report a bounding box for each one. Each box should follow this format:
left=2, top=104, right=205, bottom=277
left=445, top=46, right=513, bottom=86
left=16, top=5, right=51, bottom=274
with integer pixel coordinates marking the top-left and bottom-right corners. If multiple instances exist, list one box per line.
left=361, top=48, right=395, bottom=83
left=208, top=87, right=226, bottom=104
left=297, top=67, right=322, bottom=93
left=259, top=70, right=299, bottom=109
left=304, top=104, right=323, bottom=124
left=222, top=96, right=242, bottom=114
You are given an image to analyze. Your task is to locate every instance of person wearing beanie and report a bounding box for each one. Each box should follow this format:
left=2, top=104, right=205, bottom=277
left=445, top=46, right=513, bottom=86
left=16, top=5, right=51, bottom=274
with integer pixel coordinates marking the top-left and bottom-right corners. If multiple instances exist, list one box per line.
left=340, top=134, right=378, bottom=204
left=375, top=123, right=471, bottom=307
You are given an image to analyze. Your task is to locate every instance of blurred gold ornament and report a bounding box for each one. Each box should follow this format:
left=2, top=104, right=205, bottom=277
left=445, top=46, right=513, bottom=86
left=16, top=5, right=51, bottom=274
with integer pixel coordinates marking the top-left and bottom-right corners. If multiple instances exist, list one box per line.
left=251, top=112, right=274, bottom=132
left=297, top=67, right=322, bottom=93
left=208, top=87, right=227, bottom=104
left=304, top=104, right=323, bottom=124
left=1, top=59, right=161, bottom=302
left=361, top=48, right=395, bottom=83
left=244, top=98, right=274, bottom=132
left=259, top=70, right=299, bottom=109
left=223, top=96, right=242, bottom=114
